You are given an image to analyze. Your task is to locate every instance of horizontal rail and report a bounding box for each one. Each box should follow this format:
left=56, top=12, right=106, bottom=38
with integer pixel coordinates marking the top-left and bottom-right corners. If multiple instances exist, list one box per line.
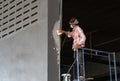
left=79, top=48, right=114, bottom=56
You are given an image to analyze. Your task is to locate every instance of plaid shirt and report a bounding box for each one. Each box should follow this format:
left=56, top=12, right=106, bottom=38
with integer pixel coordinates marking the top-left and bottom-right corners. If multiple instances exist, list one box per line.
left=67, top=26, right=86, bottom=48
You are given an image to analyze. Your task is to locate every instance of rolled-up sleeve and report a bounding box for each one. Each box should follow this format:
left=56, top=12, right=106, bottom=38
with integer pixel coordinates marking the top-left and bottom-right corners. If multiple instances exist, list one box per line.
left=66, top=31, right=73, bottom=38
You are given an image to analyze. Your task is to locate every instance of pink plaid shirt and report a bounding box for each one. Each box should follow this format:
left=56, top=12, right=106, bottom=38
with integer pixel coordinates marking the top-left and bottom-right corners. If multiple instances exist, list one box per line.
left=67, top=26, right=86, bottom=48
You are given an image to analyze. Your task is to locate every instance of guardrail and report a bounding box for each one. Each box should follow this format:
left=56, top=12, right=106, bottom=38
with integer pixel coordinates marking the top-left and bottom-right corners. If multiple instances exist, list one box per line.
left=65, top=48, right=117, bottom=81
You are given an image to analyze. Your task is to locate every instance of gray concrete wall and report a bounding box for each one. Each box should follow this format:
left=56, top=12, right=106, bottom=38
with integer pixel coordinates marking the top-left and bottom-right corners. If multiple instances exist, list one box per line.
left=0, top=24, right=47, bottom=81
left=0, top=0, right=48, bottom=81
left=48, top=0, right=61, bottom=81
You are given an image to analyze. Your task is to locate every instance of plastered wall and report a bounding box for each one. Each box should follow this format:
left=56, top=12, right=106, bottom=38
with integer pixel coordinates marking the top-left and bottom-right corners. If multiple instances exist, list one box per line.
left=0, top=0, right=48, bottom=81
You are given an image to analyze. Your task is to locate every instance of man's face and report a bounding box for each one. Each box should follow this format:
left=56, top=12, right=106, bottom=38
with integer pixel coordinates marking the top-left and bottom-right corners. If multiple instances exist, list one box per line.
left=70, top=24, right=75, bottom=28
left=70, top=24, right=73, bottom=28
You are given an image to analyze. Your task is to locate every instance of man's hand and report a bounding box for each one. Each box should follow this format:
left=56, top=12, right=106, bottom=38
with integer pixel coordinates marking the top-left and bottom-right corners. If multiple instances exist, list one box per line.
left=56, top=29, right=65, bottom=35
left=72, top=43, right=85, bottom=51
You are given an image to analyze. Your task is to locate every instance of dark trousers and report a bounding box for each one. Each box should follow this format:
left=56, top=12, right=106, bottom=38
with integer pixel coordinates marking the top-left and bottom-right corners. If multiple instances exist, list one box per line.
left=73, top=49, right=83, bottom=79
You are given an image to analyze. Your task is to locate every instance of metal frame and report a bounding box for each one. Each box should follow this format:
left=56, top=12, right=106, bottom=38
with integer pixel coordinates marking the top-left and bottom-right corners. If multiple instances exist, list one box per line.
left=67, top=48, right=118, bottom=81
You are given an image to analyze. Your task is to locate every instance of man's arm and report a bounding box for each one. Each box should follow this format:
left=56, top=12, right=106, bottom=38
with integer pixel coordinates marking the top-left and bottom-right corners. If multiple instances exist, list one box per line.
left=57, top=29, right=72, bottom=38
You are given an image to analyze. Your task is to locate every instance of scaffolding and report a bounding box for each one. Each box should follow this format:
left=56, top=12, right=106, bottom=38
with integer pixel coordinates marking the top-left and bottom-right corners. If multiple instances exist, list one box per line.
left=65, top=48, right=118, bottom=81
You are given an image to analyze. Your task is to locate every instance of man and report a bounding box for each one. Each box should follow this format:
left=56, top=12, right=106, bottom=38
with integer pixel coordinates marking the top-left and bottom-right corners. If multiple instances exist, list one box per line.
left=57, top=17, right=86, bottom=80
left=57, top=17, right=86, bottom=51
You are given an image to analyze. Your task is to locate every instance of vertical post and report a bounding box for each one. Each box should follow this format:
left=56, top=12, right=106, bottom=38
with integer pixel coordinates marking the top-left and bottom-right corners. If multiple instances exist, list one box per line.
left=76, top=49, right=80, bottom=81
left=108, top=54, right=112, bottom=81
left=73, top=62, right=75, bottom=80
left=73, top=51, right=77, bottom=79
left=82, top=49, right=85, bottom=81
left=113, top=52, right=117, bottom=81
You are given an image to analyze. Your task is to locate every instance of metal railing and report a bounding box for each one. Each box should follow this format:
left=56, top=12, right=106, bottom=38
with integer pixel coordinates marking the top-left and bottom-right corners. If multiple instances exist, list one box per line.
left=65, top=48, right=118, bottom=81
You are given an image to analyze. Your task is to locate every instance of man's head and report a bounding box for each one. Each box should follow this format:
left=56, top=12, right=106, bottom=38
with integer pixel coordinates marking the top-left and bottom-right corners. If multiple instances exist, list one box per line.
left=69, top=17, right=79, bottom=28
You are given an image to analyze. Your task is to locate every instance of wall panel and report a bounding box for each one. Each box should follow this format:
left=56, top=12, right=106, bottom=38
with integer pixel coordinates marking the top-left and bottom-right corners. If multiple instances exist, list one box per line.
left=0, top=0, right=48, bottom=81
